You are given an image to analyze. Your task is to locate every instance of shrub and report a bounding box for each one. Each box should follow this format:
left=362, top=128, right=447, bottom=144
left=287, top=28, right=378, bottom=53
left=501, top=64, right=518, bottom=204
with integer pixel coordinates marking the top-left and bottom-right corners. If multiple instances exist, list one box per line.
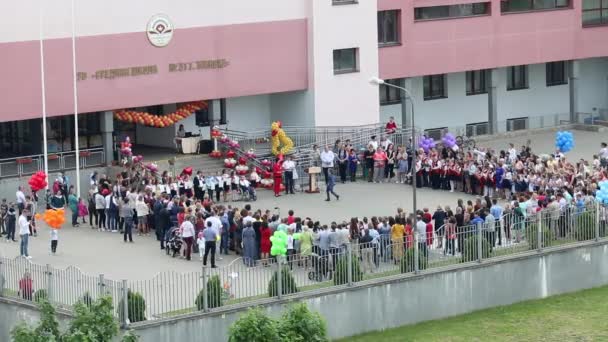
left=81, top=291, right=94, bottom=308
left=461, top=235, right=491, bottom=263
left=525, top=224, right=555, bottom=250
left=195, top=275, right=223, bottom=310
left=268, top=266, right=298, bottom=297
left=33, top=289, right=48, bottom=303
left=333, top=255, right=363, bottom=286
left=400, top=248, right=428, bottom=273
left=572, top=212, right=597, bottom=241
left=119, top=290, right=146, bottom=323
left=278, top=303, right=329, bottom=342
left=228, top=307, right=280, bottom=342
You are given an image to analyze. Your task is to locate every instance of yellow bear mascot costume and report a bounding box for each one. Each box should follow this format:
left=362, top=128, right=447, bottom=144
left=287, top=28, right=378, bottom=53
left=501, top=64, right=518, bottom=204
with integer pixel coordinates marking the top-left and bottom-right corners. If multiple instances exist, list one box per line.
left=270, top=121, right=294, bottom=156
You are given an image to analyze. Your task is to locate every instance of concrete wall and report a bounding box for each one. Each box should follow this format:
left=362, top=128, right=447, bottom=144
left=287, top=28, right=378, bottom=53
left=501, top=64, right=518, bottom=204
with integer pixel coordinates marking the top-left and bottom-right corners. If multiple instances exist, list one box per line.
left=269, top=90, right=315, bottom=127
left=0, top=298, right=72, bottom=340
left=224, top=95, right=271, bottom=132
left=578, top=57, right=608, bottom=115
left=128, top=241, right=608, bottom=342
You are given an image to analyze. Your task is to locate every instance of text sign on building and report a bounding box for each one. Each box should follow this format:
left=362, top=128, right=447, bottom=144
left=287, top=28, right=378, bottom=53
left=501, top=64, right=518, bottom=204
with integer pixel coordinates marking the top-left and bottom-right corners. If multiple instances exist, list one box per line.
left=147, top=14, right=174, bottom=47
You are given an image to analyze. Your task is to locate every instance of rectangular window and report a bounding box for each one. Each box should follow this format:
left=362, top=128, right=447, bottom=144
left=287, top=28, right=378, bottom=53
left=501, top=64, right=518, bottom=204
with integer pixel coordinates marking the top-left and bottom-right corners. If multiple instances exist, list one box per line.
left=378, top=10, right=400, bottom=46
left=507, top=65, right=529, bottom=90
left=582, top=0, right=608, bottom=26
left=507, top=117, right=529, bottom=131
left=466, top=70, right=489, bottom=95
left=333, top=48, right=359, bottom=74
left=424, top=127, right=448, bottom=141
left=546, top=61, right=568, bottom=86
left=415, top=2, right=490, bottom=20
left=379, top=79, right=402, bottom=105
left=423, top=74, right=448, bottom=100
left=501, top=0, right=570, bottom=13
left=333, top=0, right=358, bottom=5
left=466, top=122, right=489, bottom=136
left=219, top=99, right=227, bottom=125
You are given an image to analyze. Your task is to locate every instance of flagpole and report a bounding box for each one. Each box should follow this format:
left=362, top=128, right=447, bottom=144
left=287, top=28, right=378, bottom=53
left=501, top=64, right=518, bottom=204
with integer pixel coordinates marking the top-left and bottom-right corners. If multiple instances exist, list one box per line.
left=71, top=0, right=81, bottom=198
left=39, top=0, right=49, bottom=187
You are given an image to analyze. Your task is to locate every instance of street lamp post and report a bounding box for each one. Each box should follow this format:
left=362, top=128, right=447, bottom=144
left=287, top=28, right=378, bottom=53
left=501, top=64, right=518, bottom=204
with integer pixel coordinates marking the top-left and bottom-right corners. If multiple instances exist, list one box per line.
left=370, top=77, right=417, bottom=216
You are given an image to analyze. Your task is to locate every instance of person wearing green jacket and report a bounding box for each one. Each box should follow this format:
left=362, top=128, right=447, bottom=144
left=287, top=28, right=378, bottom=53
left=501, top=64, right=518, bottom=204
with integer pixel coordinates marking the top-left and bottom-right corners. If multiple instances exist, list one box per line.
left=68, top=190, right=79, bottom=227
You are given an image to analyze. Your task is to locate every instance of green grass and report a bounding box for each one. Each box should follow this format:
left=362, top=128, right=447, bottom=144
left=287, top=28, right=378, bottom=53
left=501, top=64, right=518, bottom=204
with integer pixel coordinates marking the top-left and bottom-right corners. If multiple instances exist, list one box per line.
left=339, top=285, right=608, bottom=342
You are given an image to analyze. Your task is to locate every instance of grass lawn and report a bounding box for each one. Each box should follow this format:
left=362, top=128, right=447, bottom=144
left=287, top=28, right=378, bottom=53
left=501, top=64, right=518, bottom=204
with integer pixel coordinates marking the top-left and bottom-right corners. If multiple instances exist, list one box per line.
left=339, top=285, right=608, bottom=342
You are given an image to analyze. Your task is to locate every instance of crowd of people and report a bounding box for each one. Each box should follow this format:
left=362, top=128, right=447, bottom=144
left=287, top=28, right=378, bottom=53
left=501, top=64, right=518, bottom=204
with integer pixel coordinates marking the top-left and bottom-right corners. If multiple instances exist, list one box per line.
left=2, top=120, right=608, bottom=271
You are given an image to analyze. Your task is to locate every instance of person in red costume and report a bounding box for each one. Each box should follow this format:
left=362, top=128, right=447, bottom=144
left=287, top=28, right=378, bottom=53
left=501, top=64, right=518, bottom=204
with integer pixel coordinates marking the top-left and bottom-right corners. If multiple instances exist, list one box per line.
left=272, top=156, right=284, bottom=197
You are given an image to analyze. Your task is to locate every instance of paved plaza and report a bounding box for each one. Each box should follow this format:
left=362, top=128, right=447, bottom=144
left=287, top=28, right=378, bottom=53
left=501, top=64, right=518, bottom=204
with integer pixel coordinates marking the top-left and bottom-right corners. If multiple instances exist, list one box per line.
left=0, top=128, right=606, bottom=281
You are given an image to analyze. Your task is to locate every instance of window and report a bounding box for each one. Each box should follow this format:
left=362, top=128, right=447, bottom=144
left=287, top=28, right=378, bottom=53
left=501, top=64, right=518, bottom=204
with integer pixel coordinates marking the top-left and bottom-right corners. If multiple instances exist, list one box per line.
left=78, top=112, right=102, bottom=148
left=423, top=74, right=447, bottom=100
left=378, top=10, right=400, bottom=46
left=415, top=2, right=490, bottom=20
left=333, top=48, right=359, bottom=74
left=219, top=99, right=227, bottom=125
left=466, top=70, right=489, bottom=95
left=333, top=0, right=358, bottom=5
left=507, top=65, right=529, bottom=90
left=466, top=122, right=489, bottom=136
left=546, top=61, right=568, bottom=86
left=507, top=117, right=529, bottom=131
left=424, top=127, right=448, bottom=141
left=582, top=0, right=608, bottom=26
left=501, top=0, right=569, bottom=12
left=379, top=79, right=402, bottom=105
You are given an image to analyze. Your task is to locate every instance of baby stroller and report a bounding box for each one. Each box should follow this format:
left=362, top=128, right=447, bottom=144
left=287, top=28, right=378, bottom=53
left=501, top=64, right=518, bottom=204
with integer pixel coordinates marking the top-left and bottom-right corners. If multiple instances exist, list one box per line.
left=307, top=252, right=332, bottom=282
left=165, top=227, right=183, bottom=257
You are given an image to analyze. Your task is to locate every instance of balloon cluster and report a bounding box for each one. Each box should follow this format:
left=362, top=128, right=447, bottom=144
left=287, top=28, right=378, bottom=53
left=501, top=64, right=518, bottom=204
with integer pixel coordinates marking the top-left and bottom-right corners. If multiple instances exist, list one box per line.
left=28, top=171, right=48, bottom=192
left=442, top=133, right=456, bottom=148
left=120, top=137, right=133, bottom=157
left=211, top=127, right=223, bottom=139
left=270, top=231, right=288, bottom=256
left=261, top=159, right=272, bottom=167
left=418, top=136, right=436, bottom=153
left=225, top=150, right=236, bottom=158
left=144, top=163, right=158, bottom=174
left=181, top=167, right=193, bottom=176
left=236, top=157, right=249, bottom=175
left=36, top=209, right=65, bottom=229
left=132, top=155, right=144, bottom=164
left=114, top=101, right=207, bottom=128
left=270, top=121, right=293, bottom=156
left=245, top=149, right=257, bottom=159
left=555, top=131, right=575, bottom=153
left=224, top=158, right=237, bottom=168
left=596, top=181, right=608, bottom=205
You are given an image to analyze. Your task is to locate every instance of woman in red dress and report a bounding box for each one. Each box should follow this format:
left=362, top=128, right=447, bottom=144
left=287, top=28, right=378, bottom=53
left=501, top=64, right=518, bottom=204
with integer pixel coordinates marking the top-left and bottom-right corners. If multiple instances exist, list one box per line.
left=272, top=158, right=283, bottom=197
left=260, top=222, right=272, bottom=264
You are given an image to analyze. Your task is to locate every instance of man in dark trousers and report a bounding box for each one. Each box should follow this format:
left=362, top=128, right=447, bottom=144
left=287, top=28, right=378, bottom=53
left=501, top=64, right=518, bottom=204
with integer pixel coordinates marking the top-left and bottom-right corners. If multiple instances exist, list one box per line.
left=203, top=220, right=219, bottom=268
left=325, top=172, right=340, bottom=202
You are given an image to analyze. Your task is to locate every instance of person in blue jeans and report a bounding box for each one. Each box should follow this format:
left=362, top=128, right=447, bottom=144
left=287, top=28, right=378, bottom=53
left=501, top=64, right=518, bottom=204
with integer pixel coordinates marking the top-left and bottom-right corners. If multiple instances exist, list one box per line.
left=220, top=211, right=230, bottom=255
left=68, top=190, right=79, bottom=227
left=18, top=209, right=31, bottom=259
left=325, top=172, right=340, bottom=202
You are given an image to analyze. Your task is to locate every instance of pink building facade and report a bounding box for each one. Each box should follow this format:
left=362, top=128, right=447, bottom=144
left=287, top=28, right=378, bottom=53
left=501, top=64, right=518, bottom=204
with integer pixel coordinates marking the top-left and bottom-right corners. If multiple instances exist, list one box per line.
left=0, top=0, right=606, bottom=159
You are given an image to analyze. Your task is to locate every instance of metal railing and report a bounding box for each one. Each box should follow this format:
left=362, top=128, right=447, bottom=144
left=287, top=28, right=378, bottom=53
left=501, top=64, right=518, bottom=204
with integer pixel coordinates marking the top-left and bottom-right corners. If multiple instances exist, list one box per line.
left=0, top=203, right=604, bottom=327
left=0, top=148, right=105, bottom=178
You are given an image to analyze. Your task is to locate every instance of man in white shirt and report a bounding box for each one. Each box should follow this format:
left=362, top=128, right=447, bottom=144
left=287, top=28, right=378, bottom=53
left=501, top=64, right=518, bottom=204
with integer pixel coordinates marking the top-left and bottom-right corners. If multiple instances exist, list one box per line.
left=16, top=186, right=26, bottom=215
left=507, top=143, right=518, bottom=164
left=600, top=142, right=608, bottom=167
left=18, top=209, right=31, bottom=259
left=205, top=211, right=223, bottom=232
left=320, top=145, right=335, bottom=184
left=282, top=155, right=296, bottom=195
left=368, top=136, right=379, bottom=151
left=380, top=135, right=392, bottom=151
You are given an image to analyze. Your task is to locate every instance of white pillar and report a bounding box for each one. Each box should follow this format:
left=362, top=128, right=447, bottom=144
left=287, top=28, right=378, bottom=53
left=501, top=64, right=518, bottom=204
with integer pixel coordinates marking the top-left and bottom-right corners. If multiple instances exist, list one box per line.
left=401, top=78, right=413, bottom=128
left=488, top=69, right=499, bottom=134
left=569, top=60, right=580, bottom=124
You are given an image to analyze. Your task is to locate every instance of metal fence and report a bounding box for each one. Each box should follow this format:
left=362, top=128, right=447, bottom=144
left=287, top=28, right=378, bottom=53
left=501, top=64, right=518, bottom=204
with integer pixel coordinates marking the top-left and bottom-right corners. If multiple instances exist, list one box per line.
left=0, top=148, right=105, bottom=178
left=0, top=203, right=605, bottom=326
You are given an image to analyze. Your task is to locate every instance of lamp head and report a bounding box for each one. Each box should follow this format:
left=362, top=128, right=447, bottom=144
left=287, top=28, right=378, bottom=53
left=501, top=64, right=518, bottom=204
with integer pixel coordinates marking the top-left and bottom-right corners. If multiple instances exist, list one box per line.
left=369, top=77, right=385, bottom=85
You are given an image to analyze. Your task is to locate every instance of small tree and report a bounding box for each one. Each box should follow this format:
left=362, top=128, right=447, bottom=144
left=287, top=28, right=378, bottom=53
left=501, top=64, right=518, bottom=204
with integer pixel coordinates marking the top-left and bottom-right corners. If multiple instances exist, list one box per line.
left=400, top=248, right=428, bottom=273
left=119, top=290, right=146, bottom=323
left=195, top=275, right=223, bottom=310
left=268, top=266, right=298, bottom=297
left=461, top=236, right=491, bottom=262
left=333, top=256, right=363, bottom=286
left=525, top=223, right=554, bottom=250
left=278, top=303, right=328, bottom=342
left=34, top=289, right=48, bottom=304
left=228, top=307, right=280, bottom=342
left=11, top=297, right=138, bottom=342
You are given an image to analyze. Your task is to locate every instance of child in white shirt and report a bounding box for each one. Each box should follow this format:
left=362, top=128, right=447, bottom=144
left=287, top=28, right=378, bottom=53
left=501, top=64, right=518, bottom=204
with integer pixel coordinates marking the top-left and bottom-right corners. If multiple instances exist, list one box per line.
left=197, top=231, right=205, bottom=260
left=50, top=228, right=59, bottom=255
